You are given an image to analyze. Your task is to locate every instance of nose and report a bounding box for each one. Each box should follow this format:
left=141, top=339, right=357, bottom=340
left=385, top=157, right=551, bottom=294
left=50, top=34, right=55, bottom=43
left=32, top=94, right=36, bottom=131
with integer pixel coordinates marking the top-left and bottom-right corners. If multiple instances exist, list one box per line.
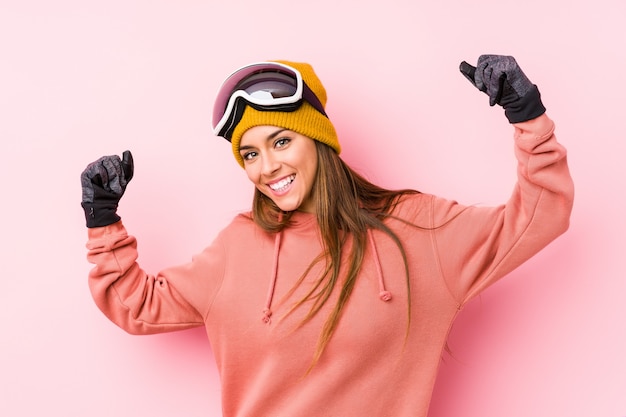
left=261, top=152, right=280, bottom=177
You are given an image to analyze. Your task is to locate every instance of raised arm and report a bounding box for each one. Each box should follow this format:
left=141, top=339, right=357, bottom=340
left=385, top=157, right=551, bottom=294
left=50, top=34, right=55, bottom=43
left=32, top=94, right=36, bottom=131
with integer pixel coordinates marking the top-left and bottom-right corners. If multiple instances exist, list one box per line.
left=431, top=55, right=574, bottom=304
left=81, top=152, right=219, bottom=334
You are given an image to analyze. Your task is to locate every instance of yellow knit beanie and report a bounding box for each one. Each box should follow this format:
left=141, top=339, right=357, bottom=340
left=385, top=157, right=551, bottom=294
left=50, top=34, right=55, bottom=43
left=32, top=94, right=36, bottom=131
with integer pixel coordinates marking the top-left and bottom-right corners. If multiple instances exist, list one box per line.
left=229, top=60, right=341, bottom=167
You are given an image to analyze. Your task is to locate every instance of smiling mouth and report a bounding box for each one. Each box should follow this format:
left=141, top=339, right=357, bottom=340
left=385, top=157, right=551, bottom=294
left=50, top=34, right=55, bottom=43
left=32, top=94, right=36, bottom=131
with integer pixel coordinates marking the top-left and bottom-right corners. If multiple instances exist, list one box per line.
left=269, top=174, right=295, bottom=192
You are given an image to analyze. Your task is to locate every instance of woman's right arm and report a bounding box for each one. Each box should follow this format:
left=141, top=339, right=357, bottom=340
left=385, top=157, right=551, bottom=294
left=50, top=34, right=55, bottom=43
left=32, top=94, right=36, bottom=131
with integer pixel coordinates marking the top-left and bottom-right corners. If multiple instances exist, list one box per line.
left=86, top=221, right=225, bottom=334
left=81, top=151, right=223, bottom=334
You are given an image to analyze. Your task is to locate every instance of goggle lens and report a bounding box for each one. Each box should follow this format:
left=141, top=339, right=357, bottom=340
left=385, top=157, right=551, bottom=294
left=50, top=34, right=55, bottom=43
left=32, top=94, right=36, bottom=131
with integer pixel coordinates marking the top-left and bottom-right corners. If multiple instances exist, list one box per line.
left=212, top=62, right=326, bottom=142
left=237, top=71, right=297, bottom=99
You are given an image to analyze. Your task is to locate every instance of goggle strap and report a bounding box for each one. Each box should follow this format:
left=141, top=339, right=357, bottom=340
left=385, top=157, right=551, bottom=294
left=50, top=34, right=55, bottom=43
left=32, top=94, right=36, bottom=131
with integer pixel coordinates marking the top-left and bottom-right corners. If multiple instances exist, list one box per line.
left=302, top=82, right=327, bottom=117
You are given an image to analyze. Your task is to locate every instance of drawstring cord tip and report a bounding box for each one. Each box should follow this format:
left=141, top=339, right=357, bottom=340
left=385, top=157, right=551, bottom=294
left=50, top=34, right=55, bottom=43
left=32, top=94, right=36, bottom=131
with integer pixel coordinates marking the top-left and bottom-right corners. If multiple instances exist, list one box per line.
left=262, top=309, right=272, bottom=324
left=379, top=291, right=392, bottom=302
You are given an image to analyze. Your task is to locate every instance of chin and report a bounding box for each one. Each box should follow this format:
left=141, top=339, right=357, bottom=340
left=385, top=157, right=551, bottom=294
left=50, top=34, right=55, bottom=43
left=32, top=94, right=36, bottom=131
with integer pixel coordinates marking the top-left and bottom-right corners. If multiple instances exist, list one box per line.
left=271, top=198, right=304, bottom=213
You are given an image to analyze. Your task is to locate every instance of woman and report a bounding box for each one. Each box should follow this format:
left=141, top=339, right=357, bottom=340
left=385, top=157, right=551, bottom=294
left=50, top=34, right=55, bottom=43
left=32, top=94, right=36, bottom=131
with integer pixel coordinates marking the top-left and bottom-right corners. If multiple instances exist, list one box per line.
left=81, top=55, right=574, bottom=417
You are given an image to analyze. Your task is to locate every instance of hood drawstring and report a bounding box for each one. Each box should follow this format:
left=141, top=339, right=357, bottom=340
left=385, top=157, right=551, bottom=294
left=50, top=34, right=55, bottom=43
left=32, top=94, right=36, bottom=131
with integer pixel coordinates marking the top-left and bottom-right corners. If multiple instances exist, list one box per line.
left=368, top=228, right=392, bottom=302
left=262, top=216, right=283, bottom=324
left=262, top=222, right=390, bottom=324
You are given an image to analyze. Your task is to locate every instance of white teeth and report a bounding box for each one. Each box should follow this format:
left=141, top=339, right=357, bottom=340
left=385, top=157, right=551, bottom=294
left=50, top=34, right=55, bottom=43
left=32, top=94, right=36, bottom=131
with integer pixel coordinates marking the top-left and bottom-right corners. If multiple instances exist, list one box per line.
left=269, top=175, right=295, bottom=191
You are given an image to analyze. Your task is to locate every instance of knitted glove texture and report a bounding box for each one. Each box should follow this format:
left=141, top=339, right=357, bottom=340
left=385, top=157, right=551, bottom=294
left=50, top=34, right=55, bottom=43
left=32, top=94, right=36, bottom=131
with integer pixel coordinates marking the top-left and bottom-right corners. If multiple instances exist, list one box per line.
left=80, top=150, right=134, bottom=228
left=459, top=54, right=546, bottom=123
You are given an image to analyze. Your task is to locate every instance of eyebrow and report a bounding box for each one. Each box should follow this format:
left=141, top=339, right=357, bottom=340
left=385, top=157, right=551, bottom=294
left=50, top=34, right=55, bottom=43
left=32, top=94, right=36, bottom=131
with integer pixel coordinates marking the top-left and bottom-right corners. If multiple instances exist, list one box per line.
left=239, top=128, right=289, bottom=151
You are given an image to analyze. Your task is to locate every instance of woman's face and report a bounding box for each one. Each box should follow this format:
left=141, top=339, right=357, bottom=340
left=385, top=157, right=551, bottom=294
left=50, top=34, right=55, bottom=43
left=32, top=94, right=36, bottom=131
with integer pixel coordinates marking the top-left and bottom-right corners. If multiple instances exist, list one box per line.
left=239, top=125, right=318, bottom=213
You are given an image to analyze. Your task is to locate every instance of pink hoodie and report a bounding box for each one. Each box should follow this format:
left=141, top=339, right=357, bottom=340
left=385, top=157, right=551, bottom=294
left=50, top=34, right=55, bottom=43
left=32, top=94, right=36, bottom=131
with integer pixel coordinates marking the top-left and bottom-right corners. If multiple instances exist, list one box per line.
left=86, top=114, right=573, bottom=417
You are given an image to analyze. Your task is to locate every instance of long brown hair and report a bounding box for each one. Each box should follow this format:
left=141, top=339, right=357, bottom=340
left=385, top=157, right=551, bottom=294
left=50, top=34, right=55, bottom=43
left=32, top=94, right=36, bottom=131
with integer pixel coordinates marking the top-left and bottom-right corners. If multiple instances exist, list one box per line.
left=252, top=140, right=420, bottom=368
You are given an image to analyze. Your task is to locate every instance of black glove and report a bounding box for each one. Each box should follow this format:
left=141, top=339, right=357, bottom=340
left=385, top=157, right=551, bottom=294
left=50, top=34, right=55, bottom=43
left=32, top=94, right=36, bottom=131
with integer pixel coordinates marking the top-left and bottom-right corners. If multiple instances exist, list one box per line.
left=81, top=150, right=134, bottom=228
left=459, top=55, right=546, bottom=123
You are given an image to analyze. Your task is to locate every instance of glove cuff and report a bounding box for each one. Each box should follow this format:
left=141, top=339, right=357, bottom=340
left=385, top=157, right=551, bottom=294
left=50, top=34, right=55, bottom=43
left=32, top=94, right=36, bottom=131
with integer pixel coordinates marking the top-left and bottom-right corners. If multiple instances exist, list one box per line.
left=81, top=202, right=121, bottom=228
left=504, top=85, right=546, bottom=124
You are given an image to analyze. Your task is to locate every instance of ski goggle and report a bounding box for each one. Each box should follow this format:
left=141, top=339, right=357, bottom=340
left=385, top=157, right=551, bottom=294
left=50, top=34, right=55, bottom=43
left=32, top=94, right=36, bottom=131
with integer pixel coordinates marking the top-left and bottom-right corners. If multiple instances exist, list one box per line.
left=212, top=62, right=327, bottom=141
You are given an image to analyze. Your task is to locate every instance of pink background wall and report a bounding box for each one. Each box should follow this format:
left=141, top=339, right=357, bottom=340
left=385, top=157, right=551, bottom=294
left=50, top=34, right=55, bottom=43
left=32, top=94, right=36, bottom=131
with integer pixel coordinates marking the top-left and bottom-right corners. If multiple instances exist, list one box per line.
left=1, top=0, right=624, bottom=416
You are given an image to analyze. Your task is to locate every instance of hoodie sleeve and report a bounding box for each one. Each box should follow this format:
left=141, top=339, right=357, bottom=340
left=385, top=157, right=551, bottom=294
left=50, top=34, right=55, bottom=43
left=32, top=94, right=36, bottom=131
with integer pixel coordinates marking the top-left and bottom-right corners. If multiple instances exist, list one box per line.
left=85, top=221, right=226, bottom=334
left=429, top=113, right=574, bottom=306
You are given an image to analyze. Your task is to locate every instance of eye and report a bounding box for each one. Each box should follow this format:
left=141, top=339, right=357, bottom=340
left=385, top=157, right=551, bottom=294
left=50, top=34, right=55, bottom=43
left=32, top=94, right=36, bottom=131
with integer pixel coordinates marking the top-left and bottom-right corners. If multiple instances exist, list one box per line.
left=274, top=137, right=291, bottom=149
left=242, top=151, right=258, bottom=161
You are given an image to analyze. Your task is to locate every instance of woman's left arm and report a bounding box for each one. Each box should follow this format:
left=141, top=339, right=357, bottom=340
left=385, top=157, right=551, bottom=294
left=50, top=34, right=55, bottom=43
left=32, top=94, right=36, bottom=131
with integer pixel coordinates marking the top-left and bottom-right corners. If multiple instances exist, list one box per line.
left=431, top=55, right=575, bottom=304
